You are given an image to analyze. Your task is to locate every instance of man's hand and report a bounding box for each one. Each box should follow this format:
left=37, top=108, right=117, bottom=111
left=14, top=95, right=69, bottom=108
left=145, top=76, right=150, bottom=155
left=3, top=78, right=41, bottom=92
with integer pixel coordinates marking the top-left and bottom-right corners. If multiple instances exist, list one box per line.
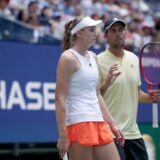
left=148, top=89, right=160, bottom=102
left=100, top=64, right=121, bottom=96
left=106, top=64, right=121, bottom=86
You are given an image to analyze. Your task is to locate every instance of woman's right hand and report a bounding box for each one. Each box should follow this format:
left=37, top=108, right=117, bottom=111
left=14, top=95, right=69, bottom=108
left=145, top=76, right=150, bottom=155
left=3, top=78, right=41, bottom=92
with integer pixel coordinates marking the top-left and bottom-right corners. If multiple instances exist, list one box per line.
left=57, top=136, right=69, bottom=159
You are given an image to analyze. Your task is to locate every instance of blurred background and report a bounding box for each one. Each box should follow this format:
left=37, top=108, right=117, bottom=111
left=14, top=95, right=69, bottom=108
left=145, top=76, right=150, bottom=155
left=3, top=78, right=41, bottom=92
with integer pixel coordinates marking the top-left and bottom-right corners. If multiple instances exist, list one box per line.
left=0, top=0, right=160, bottom=160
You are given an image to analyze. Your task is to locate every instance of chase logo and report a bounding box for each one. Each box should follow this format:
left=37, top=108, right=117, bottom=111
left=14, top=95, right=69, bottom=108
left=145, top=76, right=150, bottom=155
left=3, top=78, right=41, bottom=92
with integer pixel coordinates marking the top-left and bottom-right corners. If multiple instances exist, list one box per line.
left=0, top=80, right=56, bottom=111
left=130, top=64, right=134, bottom=68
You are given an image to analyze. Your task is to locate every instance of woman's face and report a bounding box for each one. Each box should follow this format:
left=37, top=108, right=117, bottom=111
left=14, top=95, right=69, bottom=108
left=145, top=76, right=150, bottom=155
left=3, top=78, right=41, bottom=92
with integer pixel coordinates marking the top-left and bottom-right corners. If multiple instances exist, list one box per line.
left=80, top=26, right=97, bottom=47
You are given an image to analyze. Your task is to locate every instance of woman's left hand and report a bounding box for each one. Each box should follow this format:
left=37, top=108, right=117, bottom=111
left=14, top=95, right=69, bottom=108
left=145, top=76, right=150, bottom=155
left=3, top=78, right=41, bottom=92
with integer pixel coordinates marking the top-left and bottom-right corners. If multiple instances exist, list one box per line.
left=110, top=123, right=125, bottom=146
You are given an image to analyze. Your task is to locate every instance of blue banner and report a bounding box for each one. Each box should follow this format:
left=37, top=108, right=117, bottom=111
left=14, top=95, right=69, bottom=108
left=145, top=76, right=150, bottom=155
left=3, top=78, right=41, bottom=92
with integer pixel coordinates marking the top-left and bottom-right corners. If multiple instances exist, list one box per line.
left=0, top=41, right=61, bottom=143
left=0, top=41, right=159, bottom=143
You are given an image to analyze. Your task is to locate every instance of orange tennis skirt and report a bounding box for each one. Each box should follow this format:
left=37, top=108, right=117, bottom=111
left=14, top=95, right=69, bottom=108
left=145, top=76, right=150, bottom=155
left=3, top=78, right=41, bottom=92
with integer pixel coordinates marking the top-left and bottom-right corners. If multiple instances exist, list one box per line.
left=67, top=121, right=113, bottom=146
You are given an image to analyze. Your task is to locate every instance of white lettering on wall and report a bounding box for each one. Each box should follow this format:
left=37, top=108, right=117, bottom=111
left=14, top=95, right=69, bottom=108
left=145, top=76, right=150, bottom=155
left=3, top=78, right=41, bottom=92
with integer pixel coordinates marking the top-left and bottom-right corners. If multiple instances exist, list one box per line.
left=26, top=82, right=42, bottom=110
left=7, top=81, right=26, bottom=110
left=0, top=80, right=56, bottom=111
left=0, top=80, right=6, bottom=109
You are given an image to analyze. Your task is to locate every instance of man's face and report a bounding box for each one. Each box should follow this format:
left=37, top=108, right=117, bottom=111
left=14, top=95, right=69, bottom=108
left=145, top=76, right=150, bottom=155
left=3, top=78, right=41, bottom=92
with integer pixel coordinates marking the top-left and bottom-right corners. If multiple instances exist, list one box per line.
left=105, top=23, right=126, bottom=49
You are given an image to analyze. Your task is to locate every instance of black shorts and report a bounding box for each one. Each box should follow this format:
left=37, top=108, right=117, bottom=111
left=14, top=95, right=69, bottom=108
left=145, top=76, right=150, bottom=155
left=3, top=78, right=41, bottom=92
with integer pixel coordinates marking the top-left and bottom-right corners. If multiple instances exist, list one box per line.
left=114, top=138, right=148, bottom=160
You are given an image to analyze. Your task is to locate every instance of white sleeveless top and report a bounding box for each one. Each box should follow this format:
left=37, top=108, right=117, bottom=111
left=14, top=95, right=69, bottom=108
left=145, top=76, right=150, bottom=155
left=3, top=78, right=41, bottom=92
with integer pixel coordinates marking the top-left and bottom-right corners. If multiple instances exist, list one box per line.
left=66, top=49, right=104, bottom=126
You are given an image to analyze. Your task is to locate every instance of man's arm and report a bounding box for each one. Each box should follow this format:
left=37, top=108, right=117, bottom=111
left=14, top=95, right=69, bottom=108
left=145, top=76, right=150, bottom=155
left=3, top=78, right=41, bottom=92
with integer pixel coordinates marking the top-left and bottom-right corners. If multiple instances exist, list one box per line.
left=100, top=64, right=121, bottom=96
left=138, top=87, right=160, bottom=103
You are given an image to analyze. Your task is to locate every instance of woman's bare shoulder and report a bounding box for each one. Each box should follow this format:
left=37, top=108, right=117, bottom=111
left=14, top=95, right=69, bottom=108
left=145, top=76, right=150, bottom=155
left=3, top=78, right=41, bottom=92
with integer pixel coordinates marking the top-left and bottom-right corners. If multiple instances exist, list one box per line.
left=58, top=50, right=78, bottom=73
left=60, top=50, right=77, bottom=62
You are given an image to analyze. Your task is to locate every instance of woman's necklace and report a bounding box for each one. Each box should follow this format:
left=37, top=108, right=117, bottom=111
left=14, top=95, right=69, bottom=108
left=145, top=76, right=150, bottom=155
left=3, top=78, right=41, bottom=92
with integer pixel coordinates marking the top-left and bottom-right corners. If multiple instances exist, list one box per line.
left=85, top=54, right=92, bottom=67
left=72, top=48, right=92, bottom=67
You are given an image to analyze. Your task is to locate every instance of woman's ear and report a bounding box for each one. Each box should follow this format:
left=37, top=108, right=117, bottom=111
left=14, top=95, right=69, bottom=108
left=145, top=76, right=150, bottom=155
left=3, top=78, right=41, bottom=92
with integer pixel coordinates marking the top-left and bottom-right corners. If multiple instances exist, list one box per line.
left=76, top=30, right=84, bottom=38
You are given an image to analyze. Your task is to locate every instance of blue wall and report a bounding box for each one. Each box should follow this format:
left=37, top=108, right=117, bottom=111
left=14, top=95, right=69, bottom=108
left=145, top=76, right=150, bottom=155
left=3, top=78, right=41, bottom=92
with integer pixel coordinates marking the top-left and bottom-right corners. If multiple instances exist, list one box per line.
left=0, top=41, right=159, bottom=143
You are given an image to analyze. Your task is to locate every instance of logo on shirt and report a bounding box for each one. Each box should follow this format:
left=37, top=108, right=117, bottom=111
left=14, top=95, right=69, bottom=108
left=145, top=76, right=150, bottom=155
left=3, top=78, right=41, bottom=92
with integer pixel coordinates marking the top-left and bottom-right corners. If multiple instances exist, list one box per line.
left=130, top=64, right=134, bottom=68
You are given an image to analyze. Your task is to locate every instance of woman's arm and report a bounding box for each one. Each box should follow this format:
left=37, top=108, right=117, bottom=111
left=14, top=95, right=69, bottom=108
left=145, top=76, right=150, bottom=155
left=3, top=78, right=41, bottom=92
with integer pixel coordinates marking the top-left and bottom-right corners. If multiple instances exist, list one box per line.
left=97, top=84, right=124, bottom=145
left=92, top=52, right=124, bottom=145
left=55, top=51, right=77, bottom=158
left=97, top=89, right=115, bottom=125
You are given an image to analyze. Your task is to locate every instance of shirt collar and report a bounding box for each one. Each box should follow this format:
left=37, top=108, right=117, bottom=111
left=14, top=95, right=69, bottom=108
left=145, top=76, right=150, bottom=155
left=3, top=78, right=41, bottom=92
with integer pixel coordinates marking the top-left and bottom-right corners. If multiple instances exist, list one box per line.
left=105, top=49, right=125, bottom=60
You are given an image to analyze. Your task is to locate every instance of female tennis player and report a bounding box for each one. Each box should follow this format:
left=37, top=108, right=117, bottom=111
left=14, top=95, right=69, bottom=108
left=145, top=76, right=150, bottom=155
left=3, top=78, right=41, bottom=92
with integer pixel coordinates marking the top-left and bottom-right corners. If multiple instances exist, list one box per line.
left=55, top=16, right=124, bottom=160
